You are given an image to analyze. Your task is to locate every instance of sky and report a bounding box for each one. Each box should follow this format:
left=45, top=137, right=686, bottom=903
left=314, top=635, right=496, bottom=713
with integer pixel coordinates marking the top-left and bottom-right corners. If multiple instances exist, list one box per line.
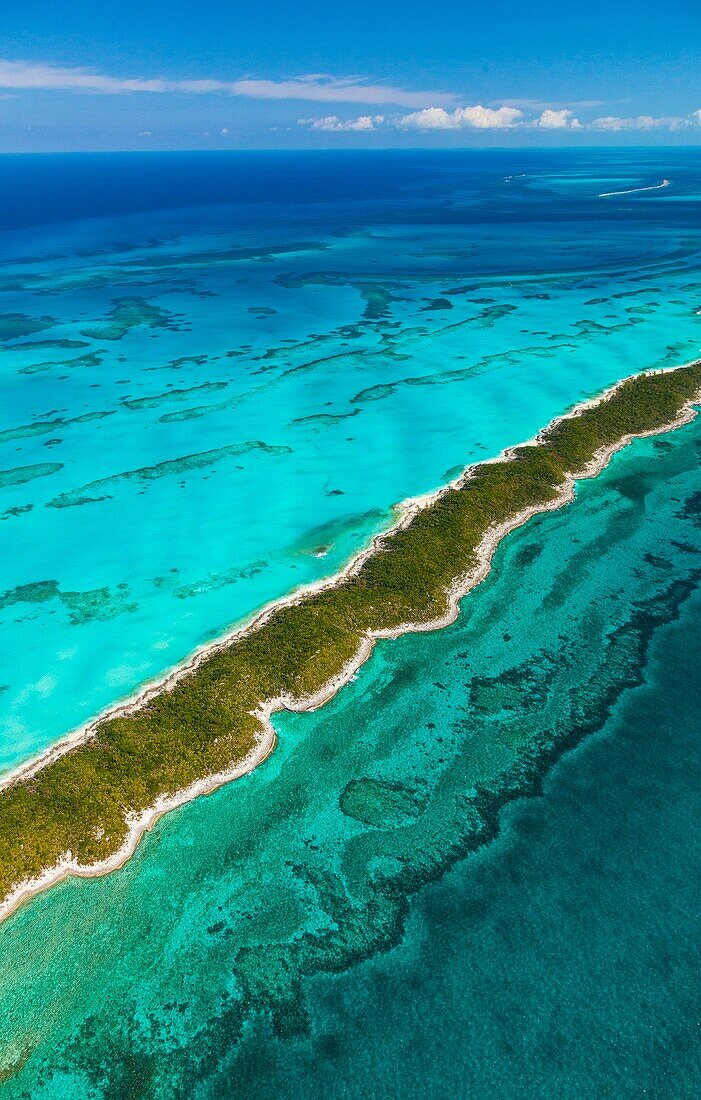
left=1, top=0, right=700, bottom=151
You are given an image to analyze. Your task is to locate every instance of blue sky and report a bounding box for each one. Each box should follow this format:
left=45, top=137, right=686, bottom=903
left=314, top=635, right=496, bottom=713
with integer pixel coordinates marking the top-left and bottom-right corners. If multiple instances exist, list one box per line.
left=2, top=0, right=700, bottom=151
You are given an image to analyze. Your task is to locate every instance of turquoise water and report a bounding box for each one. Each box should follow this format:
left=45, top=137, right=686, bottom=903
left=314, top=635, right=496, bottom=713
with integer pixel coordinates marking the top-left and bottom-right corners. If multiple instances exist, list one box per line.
left=2, top=149, right=701, bottom=1095
left=2, top=408, right=701, bottom=1095
left=1, top=150, right=700, bottom=767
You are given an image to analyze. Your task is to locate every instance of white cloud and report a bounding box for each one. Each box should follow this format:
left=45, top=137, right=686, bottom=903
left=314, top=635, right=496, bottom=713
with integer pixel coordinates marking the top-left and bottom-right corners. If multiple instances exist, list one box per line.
left=301, top=104, right=701, bottom=138
left=400, top=105, right=523, bottom=130
left=400, top=107, right=453, bottom=130
left=534, top=108, right=582, bottom=130
left=499, top=98, right=604, bottom=110
left=299, top=114, right=385, bottom=132
left=344, top=115, right=383, bottom=131
left=590, top=113, right=685, bottom=131
left=0, top=59, right=454, bottom=107
left=232, top=79, right=451, bottom=107
left=0, top=59, right=169, bottom=93
left=3, top=59, right=700, bottom=138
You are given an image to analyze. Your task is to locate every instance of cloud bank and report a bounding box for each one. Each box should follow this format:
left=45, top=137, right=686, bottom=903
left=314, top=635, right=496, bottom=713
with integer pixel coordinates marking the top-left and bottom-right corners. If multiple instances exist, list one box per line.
left=0, top=60, right=454, bottom=107
left=299, top=106, right=701, bottom=134
left=298, top=114, right=386, bottom=131
left=400, top=105, right=523, bottom=129
left=2, top=59, right=700, bottom=139
left=589, top=113, right=689, bottom=131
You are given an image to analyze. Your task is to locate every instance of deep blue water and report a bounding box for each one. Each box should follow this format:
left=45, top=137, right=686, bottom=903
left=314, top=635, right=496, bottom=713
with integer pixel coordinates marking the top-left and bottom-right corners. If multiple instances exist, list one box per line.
left=3, top=148, right=699, bottom=230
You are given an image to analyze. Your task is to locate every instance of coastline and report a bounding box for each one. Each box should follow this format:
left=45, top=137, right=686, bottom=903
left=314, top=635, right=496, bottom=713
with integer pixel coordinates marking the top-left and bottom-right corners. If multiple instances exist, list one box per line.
left=0, top=725, right=277, bottom=926
left=0, top=360, right=699, bottom=924
left=274, top=391, right=698, bottom=718
left=2, top=361, right=690, bottom=793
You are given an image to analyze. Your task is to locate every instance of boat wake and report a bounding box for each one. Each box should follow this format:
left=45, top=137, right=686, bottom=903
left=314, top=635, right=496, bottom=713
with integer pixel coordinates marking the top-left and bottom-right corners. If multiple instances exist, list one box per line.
left=599, top=178, right=670, bottom=198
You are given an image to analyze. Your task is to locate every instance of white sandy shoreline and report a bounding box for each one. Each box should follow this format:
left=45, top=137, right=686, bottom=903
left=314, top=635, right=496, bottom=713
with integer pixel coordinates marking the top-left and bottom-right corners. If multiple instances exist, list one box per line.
left=0, top=360, right=699, bottom=924
left=0, top=726, right=277, bottom=925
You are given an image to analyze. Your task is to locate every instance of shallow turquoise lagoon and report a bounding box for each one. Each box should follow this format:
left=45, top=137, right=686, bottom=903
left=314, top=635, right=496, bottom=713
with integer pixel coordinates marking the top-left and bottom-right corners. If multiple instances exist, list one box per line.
left=1, top=149, right=700, bottom=767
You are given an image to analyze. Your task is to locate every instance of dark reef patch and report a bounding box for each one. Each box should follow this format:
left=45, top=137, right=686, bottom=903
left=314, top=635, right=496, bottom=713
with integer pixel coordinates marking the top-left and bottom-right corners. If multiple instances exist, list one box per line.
left=167, top=560, right=268, bottom=601
left=47, top=441, right=292, bottom=509
left=0, top=462, right=62, bottom=489
left=0, top=313, right=56, bottom=342
left=421, top=297, right=453, bottom=312
left=0, top=411, right=113, bottom=445
left=121, top=381, right=228, bottom=412
left=10, top=338, right=90, bottom=352
left=469, top=651, right=559, bottom=715
left=1, top=504, right=34, bottom=520
left=291, top=409, right=361, bottom=429
left=0, top=578, right=137, bottom=625
left=81, top=297, right=181, bottom=341
left=677, top=490, right=701, bottom=527
left=158, top=399, right=237, bottom=424
left=339, top=777, right=426, bottom=827
left=19, top=352, right=103, bottom=376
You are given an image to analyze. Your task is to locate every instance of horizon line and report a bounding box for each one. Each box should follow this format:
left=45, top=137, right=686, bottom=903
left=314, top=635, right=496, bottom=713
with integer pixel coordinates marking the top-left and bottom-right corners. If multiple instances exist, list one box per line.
left=1, top=142, right=701, bottom=156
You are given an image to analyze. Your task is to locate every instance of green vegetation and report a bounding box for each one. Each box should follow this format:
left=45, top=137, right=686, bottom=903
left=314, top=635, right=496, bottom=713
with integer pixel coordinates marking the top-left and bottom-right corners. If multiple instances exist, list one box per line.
left=1, top=364, right=700, bottom=908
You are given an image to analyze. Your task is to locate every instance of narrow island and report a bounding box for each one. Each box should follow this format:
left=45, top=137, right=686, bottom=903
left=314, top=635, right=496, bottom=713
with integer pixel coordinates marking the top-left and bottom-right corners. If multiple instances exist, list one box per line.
left=1, top=360, right=701, bottom=922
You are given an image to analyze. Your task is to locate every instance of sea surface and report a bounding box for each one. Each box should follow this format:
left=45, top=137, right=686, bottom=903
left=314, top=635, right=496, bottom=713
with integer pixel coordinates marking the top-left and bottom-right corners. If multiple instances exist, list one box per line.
left=1, top=149, right=701, bottom=1096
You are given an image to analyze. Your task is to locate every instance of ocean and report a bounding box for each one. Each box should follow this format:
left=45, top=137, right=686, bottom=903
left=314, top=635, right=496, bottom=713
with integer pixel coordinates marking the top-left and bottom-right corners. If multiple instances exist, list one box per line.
left=0, top=149, right=700, bottom=1096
